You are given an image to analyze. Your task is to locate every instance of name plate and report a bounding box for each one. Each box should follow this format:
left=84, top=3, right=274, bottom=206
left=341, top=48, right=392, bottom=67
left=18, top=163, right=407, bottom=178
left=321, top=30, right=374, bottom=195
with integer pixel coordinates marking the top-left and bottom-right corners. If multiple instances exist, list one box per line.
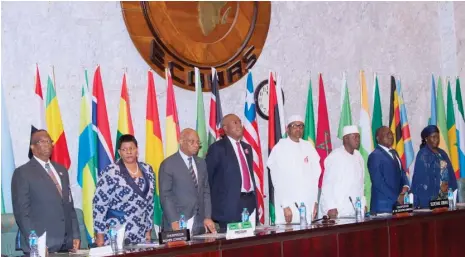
left=226, top=221, right=254, bottom=240
left=392, top=204, right=413, bottom=215
left=429, top=199, right=449, bottom=210
left=158, top=229, right=190, bottom=244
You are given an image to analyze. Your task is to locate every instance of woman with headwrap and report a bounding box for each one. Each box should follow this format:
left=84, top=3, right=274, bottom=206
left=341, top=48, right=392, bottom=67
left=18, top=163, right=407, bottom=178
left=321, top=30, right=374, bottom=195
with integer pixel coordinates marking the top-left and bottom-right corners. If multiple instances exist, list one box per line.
left=411, top=125, right=457, bottom=208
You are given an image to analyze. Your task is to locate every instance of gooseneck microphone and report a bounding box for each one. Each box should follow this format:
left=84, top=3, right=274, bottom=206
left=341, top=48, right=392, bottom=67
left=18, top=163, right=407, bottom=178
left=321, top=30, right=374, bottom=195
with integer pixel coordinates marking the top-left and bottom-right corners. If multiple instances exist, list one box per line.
left=349, top=196, right=356, bottom=213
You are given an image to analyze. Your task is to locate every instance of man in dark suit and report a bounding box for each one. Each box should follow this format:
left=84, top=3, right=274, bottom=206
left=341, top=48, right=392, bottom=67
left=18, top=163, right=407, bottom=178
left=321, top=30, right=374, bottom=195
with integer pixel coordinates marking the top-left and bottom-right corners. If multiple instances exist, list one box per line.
left=368, top=126, right=410, bottom=214
left=11, top=130, right=80, bottom=253
left=206, top=114, right=258, bottom=231
left=159, top=128, right=216, bottom=235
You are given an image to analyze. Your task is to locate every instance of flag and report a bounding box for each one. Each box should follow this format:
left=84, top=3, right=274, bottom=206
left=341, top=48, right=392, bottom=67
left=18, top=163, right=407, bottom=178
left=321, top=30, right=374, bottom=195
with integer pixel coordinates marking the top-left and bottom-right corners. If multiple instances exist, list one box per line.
left=275, top=73, right=286, bottom=137
left=195, top=68, right=208, bottom=158
left=315, top=73, right=332, bottom=188
left=145, top=70, right=164, bottom=231
left=165, top=68, right=181, bottom=157
left=389, top=76, right=404, bottom=170
left=429, top=75, right=437, bottom=126
left=371, top=73, right=382, bottom=148
left=45, top=75, right=71, bottom=170
left=92, top=66, right=114, bottom=175
left=397, top=79, right=414, bottom=175
left=302, top=77, right=316, bottom=145
left=208, top=68, right=223, bottom=145
left=455, top=77, right=465, bottom=178
left=242, top=72, right=265, bottom=225
left=77, top=70, right=97, bottom=242
left=337, top=72, right=353, bottom=139
left=436, top=77, right=450, bottom=156
left=115, top=73, right=134, bottom=160
left=29, top=64, right=46, bottom=159
left=358, top=71, right=373, bottom=209
left=267, top=71, right=283, bottom=225
left=447, top=79, right=459, bottom=178
left=1, top=87, right=15, bottom=213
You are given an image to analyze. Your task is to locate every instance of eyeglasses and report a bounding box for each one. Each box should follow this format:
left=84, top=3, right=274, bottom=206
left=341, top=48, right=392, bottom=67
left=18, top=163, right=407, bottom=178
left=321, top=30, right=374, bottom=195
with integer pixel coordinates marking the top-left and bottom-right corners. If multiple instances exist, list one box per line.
left=290, top=124, right=305, bottom=129
left=187, top=140, right=202, bottom=146
left=35, top=139, right=54, bottom=145
left=120, top=147, right=137, bottom=153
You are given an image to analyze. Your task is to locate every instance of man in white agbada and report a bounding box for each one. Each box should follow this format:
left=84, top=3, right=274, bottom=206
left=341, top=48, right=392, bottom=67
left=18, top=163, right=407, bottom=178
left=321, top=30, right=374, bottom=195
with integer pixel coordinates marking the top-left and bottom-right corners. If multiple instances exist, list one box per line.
left=267, top=115, right=321, bottom=224
left=319, top=125, right=365, bottom=219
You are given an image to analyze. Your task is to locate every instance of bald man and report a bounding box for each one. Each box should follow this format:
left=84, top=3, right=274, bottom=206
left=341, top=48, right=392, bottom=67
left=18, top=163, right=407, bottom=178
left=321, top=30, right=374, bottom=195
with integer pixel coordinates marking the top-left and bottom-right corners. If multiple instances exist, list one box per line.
left=206, top=114, right=258, bottom=232
left=159, top=129, right=216, bottom=235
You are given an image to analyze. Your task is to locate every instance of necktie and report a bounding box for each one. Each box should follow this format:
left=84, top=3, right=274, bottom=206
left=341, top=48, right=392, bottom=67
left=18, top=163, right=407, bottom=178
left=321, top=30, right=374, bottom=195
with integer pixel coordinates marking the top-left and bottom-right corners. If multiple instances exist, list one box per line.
left=188, top=157, right=198, bottom=189
left=45, top=163, right=62, bottom=197
left=389, top=149, right=401, bottom=171
left=236, top=142, right=251, bottom=191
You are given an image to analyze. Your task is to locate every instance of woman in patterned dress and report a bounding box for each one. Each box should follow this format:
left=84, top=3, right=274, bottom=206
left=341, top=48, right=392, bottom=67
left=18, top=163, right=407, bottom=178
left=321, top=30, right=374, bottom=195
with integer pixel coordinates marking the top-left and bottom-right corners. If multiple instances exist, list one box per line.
left=411, top=125, right=457, bottom=208
left=93, top=134, right=155, bottom=246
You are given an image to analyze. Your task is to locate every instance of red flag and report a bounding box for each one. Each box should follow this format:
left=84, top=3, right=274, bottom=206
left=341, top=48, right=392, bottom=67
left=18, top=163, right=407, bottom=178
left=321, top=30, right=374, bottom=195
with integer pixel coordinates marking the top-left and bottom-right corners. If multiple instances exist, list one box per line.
left=267, top=72, right=283, bottom=225
left=315, top=74, right=332, bottom=188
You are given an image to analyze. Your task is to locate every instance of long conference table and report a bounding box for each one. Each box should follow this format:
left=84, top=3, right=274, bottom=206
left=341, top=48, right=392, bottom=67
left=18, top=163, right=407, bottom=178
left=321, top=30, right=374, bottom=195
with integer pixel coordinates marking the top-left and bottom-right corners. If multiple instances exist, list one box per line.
left=77, top=208, right=465, bottom=257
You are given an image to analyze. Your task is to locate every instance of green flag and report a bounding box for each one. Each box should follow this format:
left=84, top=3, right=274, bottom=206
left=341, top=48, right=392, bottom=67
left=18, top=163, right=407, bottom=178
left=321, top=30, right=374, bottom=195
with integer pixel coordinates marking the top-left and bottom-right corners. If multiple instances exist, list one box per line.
left=371, top=74, right=382, bottom=147
left=195, top=68, right=208, bottom=158
left=436, top=77, right=450, bottom=156
left=302, top=77, right=316, bottom=145
left=337, top=73, right=353, bottom=139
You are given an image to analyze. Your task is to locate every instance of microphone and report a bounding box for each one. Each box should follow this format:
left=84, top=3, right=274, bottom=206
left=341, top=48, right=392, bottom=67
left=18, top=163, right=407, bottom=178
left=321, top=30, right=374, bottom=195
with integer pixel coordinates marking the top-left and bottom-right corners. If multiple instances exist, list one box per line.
left=311, top=215, right=329, bottom=223
left=349, top=196, right=356, bottom=213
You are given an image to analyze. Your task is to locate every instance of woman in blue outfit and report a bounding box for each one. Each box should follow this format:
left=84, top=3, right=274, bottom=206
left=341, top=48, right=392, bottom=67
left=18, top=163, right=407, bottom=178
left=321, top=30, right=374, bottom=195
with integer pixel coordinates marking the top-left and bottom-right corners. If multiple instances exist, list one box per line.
left=93, top=134, right=155, bottom=246
left=411, top=125, right=457, bottom=208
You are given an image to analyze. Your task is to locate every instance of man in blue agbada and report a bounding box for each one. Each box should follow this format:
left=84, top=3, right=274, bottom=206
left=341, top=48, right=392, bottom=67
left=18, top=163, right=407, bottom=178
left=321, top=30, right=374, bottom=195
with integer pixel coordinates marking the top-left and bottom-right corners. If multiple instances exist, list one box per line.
left=411, top=125, right=457, bottom=208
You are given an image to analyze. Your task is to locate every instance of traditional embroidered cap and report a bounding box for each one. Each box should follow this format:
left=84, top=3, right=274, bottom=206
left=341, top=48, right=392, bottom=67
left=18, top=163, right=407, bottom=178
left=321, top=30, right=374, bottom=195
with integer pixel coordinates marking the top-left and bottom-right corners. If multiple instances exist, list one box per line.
left=287, top=114, right=304, bottom=126
left=342, top=125, right=359, bottom=136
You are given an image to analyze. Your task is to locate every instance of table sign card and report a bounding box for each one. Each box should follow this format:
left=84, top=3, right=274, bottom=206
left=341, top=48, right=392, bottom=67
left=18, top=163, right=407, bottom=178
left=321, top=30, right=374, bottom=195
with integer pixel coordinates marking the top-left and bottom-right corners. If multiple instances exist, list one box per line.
left=226, top=221, right=254, bottom=240
left=158, top=229, right=190, bottom=244
left=392, top=204, right=413, bottom=217
left=429, top=199, right=449, bottom=210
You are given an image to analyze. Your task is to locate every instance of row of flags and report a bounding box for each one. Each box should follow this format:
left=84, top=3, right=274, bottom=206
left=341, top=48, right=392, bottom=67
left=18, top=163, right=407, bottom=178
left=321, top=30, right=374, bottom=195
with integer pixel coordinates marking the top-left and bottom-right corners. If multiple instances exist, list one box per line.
left=1, top=66, right=464, bottom=234
left=429, top=76, right=465, bottom=179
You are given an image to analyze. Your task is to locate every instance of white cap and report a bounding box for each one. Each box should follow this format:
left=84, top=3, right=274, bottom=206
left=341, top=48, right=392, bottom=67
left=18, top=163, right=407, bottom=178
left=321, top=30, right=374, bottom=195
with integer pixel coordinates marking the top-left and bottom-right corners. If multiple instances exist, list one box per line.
left=343, top=125, right=359, bottom=136
left=287, top=114, right=304, bottom=126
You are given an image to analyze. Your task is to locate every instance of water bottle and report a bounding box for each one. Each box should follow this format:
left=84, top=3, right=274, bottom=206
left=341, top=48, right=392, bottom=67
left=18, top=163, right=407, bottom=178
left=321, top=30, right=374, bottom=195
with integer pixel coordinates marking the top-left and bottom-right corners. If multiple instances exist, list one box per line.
left=179, top=214, right=187, bottom=230
left=29, top=230, right=39, bottom=257
left=403, top=193, right=409, bottom=205
left=299, top=202, right=307, bottom=227
left=355, top=197, right=362, bottom=221
left=241, top=208, right=250, bottom=222
left=109, top=221, right=118, bottom=253
left=448, top=188, right=455, bottom=210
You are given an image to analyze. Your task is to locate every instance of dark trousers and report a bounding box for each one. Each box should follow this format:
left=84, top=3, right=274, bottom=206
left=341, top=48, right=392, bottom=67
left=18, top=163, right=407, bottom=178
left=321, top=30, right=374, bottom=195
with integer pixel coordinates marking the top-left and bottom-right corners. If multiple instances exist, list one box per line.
left=217, top=192, right=256, bottom=233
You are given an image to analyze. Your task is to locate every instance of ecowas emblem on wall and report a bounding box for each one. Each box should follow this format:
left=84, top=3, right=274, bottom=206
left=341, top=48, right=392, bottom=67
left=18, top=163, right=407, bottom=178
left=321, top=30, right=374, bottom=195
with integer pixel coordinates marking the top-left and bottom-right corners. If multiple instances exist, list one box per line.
left=121, top=1, right=271, bottom=91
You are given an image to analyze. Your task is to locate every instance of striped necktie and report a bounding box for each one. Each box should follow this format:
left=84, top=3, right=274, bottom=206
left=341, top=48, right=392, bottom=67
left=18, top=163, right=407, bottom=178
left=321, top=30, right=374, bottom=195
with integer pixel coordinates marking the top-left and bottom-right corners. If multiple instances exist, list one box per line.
left=45, top=163, right=62, bottom=197
left=188, top=157, right=198, bottom=189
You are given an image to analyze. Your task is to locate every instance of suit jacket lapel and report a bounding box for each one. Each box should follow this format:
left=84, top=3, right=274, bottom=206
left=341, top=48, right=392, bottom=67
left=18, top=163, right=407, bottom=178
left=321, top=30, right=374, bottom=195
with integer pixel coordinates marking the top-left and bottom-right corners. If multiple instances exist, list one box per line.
left=118, top=161, right=149, bottom=199
left=30, top=158, right=63, bottom=199
left=377, top=146, right=402, bottom=171
left=224, top=138, right=241, bottom=172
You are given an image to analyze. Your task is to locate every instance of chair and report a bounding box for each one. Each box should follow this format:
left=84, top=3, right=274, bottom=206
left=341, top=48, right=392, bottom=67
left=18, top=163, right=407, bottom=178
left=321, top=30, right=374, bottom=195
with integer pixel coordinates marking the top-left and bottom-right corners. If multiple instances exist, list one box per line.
left=1, top=213, right=23, bottom=256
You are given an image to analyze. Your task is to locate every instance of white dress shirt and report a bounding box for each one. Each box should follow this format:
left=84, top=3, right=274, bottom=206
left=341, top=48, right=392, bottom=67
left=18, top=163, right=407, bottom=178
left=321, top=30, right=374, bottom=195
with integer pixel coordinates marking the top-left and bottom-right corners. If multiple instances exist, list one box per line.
left=228, top=136, right=254, bottom=193
left=178, top=150, right=198, bottom=179
left=34, top=156, right=62, bottom=189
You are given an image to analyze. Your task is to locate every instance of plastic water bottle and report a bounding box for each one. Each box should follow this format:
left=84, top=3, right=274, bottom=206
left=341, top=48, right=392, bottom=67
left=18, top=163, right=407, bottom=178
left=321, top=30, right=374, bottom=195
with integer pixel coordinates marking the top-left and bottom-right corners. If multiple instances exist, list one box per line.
left=109, top=221, right=118, bottom=253
left=179, top=214, right=187, bottom=230
left=355, top=197, right=362, bottom=221
left=448, top=188, right=455, bottom=210
left=299, top=202, right=307, bottom=227
left=241, top=208, right=250, bottom=222
left=29, top=230, right=39, bottom=257
left=404, top=193, right=409, bottom=204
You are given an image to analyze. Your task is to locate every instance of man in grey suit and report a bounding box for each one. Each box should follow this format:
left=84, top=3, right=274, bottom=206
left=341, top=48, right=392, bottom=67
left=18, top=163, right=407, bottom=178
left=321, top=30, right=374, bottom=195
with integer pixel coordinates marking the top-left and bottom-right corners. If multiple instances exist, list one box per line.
left=159, top=128, right=216, bottom=235
left=11, top=130, right=80, bottom=253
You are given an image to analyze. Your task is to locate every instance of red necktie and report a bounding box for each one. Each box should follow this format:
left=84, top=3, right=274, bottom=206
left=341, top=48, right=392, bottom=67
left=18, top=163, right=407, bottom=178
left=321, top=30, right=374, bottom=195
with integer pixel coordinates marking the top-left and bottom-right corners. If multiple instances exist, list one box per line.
left=236, top=142, right=251, bottom=191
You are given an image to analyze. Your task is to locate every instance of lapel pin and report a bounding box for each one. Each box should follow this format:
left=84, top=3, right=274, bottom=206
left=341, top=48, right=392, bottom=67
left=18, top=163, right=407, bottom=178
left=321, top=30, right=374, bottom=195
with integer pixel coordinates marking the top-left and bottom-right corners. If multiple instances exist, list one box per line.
left=59, top=172, right=63, bottom=176
left=244, top=149, right=249, bottom=155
